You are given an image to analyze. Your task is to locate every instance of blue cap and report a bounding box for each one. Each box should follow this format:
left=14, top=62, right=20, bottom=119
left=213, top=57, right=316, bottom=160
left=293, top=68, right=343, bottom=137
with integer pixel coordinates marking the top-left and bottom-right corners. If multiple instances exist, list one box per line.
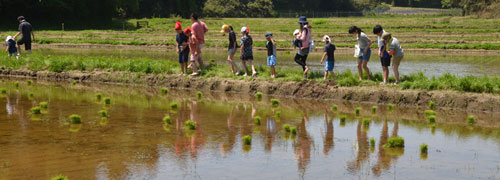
left=265, top=32, right=273, bottom=38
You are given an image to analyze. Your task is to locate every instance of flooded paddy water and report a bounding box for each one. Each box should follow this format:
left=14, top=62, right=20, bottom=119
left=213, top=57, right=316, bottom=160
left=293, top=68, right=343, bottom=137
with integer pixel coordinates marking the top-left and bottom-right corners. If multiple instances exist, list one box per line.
left=1, top=79, right=500, bottom=179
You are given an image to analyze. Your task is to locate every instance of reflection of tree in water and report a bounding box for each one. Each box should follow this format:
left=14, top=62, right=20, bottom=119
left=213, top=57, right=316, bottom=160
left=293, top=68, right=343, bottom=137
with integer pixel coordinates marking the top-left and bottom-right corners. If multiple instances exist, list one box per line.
left=347, top=119, right=370, bottom=173
left=323, top=113, right=334, bottom=156
left=372, top=120, right=402, bottom=176
left=294, top=113, right=313, bottom=177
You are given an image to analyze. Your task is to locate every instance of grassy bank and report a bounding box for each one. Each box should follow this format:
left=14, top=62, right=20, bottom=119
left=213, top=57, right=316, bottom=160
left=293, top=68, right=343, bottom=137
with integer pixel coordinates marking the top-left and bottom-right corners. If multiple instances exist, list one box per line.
left=1, top=16, right=499, bottom=51
left=1, top=54, right=500, bottom=94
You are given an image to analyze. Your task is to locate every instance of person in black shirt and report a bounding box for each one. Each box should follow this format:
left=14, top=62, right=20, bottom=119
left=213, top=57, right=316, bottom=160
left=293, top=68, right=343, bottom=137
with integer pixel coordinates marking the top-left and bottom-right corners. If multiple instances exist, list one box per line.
left=175, top=22, right=190, bottom=75
left=320, top=35, right=336, bottom=81
left=221, top=24, right=240, bottom=75
left=13, top=16, right=35, bottom=55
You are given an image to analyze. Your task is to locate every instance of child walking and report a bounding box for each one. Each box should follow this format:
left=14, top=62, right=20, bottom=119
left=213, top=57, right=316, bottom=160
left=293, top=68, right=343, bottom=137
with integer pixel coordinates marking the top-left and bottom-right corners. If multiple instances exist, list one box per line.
left=320, top=35, right=336, bottom=80
left=380, top=32, right=392, bottom=85
left=185, top=27, right=201, bottom=76
left=5, top=36, right=18, bottom=60
left=175, top=22, right=189, bottom=75
left=221, top=24, right=240, bottom=75
left=265, top=32, right=277, bottom=78
left=239, top=27, right=256, bottom=77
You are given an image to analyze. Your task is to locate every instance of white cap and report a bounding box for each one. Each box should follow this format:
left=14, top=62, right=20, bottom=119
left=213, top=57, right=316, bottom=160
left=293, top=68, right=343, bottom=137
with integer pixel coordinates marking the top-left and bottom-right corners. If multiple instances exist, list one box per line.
left=241, top=27, right=248, bottom=33
left=293, top=29, right=300, bottom=36
left=322, top=35, right=330, bottom=42
left=5, top=36, right=12, bottom=42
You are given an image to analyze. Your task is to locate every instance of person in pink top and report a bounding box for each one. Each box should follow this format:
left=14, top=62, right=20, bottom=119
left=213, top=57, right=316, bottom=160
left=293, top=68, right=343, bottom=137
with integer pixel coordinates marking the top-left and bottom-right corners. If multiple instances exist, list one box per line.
left=294, top=16, right=312, bottom=79
left=190, top=13, right=207, bottom=70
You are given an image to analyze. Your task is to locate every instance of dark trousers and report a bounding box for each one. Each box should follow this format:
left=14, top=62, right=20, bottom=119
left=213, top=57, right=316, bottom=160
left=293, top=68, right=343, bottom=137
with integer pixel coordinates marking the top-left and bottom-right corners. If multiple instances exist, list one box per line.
left=294, top=53, right=308, bottom=71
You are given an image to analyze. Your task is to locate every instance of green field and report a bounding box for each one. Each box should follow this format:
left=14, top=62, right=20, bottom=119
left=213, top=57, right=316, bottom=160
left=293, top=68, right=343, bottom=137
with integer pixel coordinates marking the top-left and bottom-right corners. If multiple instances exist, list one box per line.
left=1, top=16, right=500, bottom=50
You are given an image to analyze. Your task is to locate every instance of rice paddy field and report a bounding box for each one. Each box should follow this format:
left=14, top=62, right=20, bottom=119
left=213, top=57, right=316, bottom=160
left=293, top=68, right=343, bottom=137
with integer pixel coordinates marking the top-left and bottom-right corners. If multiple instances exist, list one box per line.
left=1, top=15, right=500, bottom=180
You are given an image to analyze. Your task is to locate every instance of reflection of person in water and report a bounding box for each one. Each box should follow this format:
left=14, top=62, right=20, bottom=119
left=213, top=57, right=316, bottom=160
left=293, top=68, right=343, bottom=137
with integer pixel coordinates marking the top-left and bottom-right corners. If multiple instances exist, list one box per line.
left=323, top=112, right=334, bottom=156
left=189, top=100, right=206, bottom=158
left=372, top=120, right=401, bottom=176
left=220, top=105, right=237, bottom=156
left=264, top=116, right=276, bottom=152
left=347, top=118, right=370, bottom=173
left=294, top=112, right=312, bottom=174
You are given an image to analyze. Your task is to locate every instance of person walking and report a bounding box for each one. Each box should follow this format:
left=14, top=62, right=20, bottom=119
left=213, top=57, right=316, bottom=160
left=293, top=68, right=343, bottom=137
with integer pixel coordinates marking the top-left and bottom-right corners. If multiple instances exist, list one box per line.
left=190, top=13, right=207, bottom=70
left=385, top=33, right=404, bottom=84
left=13, top=16, right=34, bottom=55
left=294, top=16, right=312, bottom=79
left=221, top=24, right=240, bottom=75
left=349, top=26, right=372, bottom=80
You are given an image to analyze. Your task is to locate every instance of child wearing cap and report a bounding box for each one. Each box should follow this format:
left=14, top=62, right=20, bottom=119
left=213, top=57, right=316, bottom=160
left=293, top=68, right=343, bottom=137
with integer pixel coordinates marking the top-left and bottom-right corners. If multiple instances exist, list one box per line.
left=292, top=29, right=302, bottom=50
left=380, top=32, right=392, bottom=85
left=320, top=35, right=336, bottom=81
left=185, top=27, right=201, bottom=76
left=5, top=36, right=18, bottom=60
left=221, top=24, right=240, bottom=75
left=175, top=22, right=190, bottom=75
left=265, top=32, right=277, bottom=78
left=239, top=27, right=256, bottom=77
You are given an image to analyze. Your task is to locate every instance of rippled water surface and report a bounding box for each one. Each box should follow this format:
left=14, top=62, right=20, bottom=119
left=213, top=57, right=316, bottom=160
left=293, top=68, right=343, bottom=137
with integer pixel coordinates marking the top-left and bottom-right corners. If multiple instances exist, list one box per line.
left=1, top=79, right=500, bottom=179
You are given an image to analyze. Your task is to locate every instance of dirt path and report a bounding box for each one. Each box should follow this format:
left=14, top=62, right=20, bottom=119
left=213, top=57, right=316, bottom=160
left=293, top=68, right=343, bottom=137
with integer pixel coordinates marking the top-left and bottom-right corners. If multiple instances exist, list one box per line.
left=1, top=68, right=499, bottom=113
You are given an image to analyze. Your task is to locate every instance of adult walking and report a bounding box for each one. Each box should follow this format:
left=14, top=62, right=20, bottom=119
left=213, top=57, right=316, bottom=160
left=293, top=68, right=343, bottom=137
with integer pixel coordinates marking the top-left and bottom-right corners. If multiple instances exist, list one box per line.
left=294, top=16, right=312, bottom=79
left=383, top=33, right=404, bottom=84
left=13, top=16, right=34, bottom=55
left=221, top=24, right=240, bottom=75
left=190, top=13, right=207, bottom=70
left=349, top=26, right=372, bottom=80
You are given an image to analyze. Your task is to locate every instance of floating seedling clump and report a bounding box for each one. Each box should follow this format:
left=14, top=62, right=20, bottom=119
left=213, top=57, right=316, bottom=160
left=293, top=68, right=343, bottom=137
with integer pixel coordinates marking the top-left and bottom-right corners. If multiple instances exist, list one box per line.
left=14, top=82, right=19, bottom=88
left=161, top=88, right=168, bottom=94
left=384, top=136, right=405, bottom=148
left=51, top=174, right=69, bottom=180
left=39, top=102, right=48, bottom=109
left=255, top=92, right=263, bottom=100
left=420, top=143, right=428, bottom=154
left=69, top=114, right=82, bottom=124
left=371, top=106, right=377, bottom=113
left=95, top=93, right=102, bottom=100
left=104, top=97, right=111, bottom=104
left=27, top=80, right=32, bottom=85
left=163, top=116, right=171, bottom=124
left=283, top=124, right=291, bottom=133
left=185, top=120, right=196, bottom=130
left=99, top=110, right=108, bottom=118
left=427, top=115, right=436, bottom=123
left=370, top=138, right=376, bottom=146
left=331, top=104, right=338, bottom=111
left=355, top=107, right=361, bottom=115
left=290, top=126, right=297, bottom=135
left=170, top=102, right=178, bottom=109
left=429, top=101, right=436, bottom=110
left=363, top=118, right=371, bottom=126
left=254, top=116, right=261, bottom=125
left=270, top=99, right=280, bottom=106
left=31, top=107, right=41, bottom=114
left=339, top=115, right=347, bottom=123
left=467, top=116, right=475, bottom=124
left=0, top=88, right=6, bottom=94
left=275, top=111, right=281, bottom=118
left=196, top=91, right=203, bottom=99
left=242, top=135, right=252, bottom=145
left=387, top=104, right=394, bottom=111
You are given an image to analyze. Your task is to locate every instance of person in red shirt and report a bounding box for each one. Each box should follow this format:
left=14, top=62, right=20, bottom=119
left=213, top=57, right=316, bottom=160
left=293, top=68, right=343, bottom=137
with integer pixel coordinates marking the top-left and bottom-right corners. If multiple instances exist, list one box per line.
left=190, top=13, right=207, bottom=70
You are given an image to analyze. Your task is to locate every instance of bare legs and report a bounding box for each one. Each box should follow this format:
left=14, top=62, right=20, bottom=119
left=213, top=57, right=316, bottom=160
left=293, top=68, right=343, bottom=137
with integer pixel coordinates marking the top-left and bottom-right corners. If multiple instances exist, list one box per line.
left=357, top=59, right=371, bottom=80
left=241, top=60, right=256, bottom=77
left=227, top=53, right=240, bottom=75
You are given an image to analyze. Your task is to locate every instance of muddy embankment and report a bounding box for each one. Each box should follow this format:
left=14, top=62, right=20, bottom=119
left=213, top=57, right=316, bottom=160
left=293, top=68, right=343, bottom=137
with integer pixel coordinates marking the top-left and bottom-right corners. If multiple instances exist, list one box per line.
left=1, top=68, right=500, bottom=113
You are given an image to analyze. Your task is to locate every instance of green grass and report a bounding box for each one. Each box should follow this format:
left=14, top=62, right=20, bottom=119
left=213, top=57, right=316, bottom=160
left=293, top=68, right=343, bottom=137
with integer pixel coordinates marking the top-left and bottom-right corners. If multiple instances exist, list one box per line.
left=355, top=107, right=361, bottom=116
left=69, top=114, right=82, bottom=124
left=26, top=80, right=32, bottom=85
left=31, top=107, right=41, bottom=114
left=72, top=80, right=77, bottom=85
left=424, top=110, right=437, bottom=116
left=14, top=82, right=19, bottom=88
left=255, top=92, right=263, bottom=100
left=387, top=104, right=394, bottom=111
left=99, top=110, right=108, bottom=117
left=420, top=143, right=428, bottom=154
left=254, top=116, right=261, bottom=125
left=170, top=102, right=178, bottom=109
left=163, top=115, right=172, bottom=124
left=95, top=93, right=102, bottom=100
left=331, top=104, right=338, bottom=111
left=363, top=118, right=371, bottom=127
left=39, top=102, right=48, bottom=109
left=427, top=115, right=436, bottom=123
left=384, top=136, right=405, bottom=148
left=0, top=88, right=6, bottom=94
left=339, top=115, right=347, bottom=123
left=371, top=106, right=377, bottom=114
left=161, top=88, right=168, bottom=94
left=290, top=126, right=297, bottom=135
left=271, top=99, right=280, bottom=106
left=104, top=97, right=111, bottom=104
left=429, top=101, right=436, bottom=110
left=467, top=115, right=475, bottom=124
left=275, top=111, right=281, bottom=118
left=185, top=120, right=196, bottom=130
left=283, top=124, right=291, bottom=133
left=196, top=91, right=203, bottom=99
left=242, top=135, right=252, bottom=145
left=370, top=138, right=376, bottom=147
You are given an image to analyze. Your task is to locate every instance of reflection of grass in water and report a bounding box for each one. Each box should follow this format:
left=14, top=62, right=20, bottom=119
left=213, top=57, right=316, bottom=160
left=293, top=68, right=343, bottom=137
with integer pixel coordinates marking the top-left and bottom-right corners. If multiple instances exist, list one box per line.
left=100, top=117, right=108, bottom=126
left=467, top=115, right=475, bottom=124
left=31, top=107, right=41, bottom=114
left=51, top=174, right=69, bottom=180
left=163, top=115, right=171, bottom=124
left=331, top=104, right=338, bottom=111
left=162, top=124, right=170, bottom=132
left=420, top=143, right=428, bottom=153
left=69, top=114, right=82, bottom=124
left=385, top=147, right=405, bottom=157
left=427, top=115, right=436, bottom=123
left=255, top=92, right=263, bottom=100
left=283, top=124, right=291, bottom=132
left=30, top=114, right=42, bottom=121
left=254, top=116, right=261, bottom=125
left=384, top=136, right=405, bottom=148
left=185, top=120, right=196, bottom=130
left=99, top=110, right=108, bottom=117
left=242, top=135, right=252, bottom=145
left=69, top=124, right=82, bottom=133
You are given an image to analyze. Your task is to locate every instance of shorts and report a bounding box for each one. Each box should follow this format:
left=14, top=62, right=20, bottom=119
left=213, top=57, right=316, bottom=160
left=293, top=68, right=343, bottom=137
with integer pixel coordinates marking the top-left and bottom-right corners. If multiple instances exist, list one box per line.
left=190, top=54, right=198, bottom=62
left=325, top=61, right=334, bottom=71
left=8, top=52, right=18, bottom=57
left=17, top=37, right=31, bottom=50
left=381, top=57, right=391, bottom=67
left=267, top=55, right=276, bottom=66
left=240, top=52, right=253, bottom=61
left=178, top=50, right=189, bottom=63
left=393, top=56, right=404, bottom=67
left=358, top=48, right=371, bottom=61
left=228, top=48, right=236, bottom=55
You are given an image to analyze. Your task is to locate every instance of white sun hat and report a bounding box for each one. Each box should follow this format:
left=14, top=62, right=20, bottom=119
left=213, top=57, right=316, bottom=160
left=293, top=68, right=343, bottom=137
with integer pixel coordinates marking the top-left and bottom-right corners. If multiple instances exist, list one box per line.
left=5, top=36, right=13, bottom=42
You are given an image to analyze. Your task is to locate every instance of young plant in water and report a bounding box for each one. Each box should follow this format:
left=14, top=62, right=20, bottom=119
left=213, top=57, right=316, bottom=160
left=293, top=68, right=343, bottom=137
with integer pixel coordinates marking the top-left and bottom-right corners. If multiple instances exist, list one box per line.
left=384, top=136, right=405, bottom=148
left=196, top=91, right=203, bottom=99
left=331, top=104, right=338, bottom=111
left=14, top=82, right=19, bottom=88
left=163, top=115, right=172, bottom=124
left=371, top=106, right=377, bottom=114
left=161, top=88, right=168, bottom=94
left=51, top=174, right=69, bottom=180
left=370, top=138, right=376, bottom=147
left=283, top=124, right=291, bottom=132
left=467, top=115, right=475, bottom=124
left=270, top=99, right=280, bottom=106
left=254, top=116, right=261, bottom=125
left=355, top=107, right=361, bottom=115
left=95, top=93, right=102, bottom=100
left=242, top=135, right=252, bottom=145
left=31, top=107, right=41, bottom=114
left=69, top=114, right=82, bottom=124
left=39, top=102, right=48, bottom=109
left=255, top=92, right=263, bottom=100
left=290, top=126, right=297, bottom=135
left=26, top=80, right=32, bottom=85
left=72, top=80, right=77, bottom=85
left=420, top=143, right=428, bottom=154
left=427, top=115, right=436, bottom=123
left=429, top=101, right=436, bottom=110
left=170, top=102, right=178, bottom=109
left=185, top=120, right=196, bottom=130
left=275, top=111, right=281, bottom=118
left=104, top=97, right=111, bottom=104
left=339, top=115, right=347, bottom=123
left=0, top=88, right=6, bottom=94
left=387, top=103, right=394, bottom=111
left=363, top=118, right=371, bottom=127
left=424, top=110, right=437, bottom=116
left=99, top=110, right=108, bottom=118
left=28, top=92, right=34, bottom=98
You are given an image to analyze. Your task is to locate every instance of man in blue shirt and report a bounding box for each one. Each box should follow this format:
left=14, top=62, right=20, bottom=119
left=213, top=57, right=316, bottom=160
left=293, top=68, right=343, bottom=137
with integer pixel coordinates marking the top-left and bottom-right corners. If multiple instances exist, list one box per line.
left=13, top=16, right=35, bottom=55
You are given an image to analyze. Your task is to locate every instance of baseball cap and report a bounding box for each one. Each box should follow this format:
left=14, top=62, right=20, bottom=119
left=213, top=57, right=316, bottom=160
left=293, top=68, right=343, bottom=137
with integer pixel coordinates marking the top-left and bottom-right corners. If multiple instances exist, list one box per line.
left=265, top=32, right=273, bottom=38
left=241, top=27, right=249, bottom=33
left=322, top=35, right=330, bottom=42
left=382, top=32, right=392, bottom=40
